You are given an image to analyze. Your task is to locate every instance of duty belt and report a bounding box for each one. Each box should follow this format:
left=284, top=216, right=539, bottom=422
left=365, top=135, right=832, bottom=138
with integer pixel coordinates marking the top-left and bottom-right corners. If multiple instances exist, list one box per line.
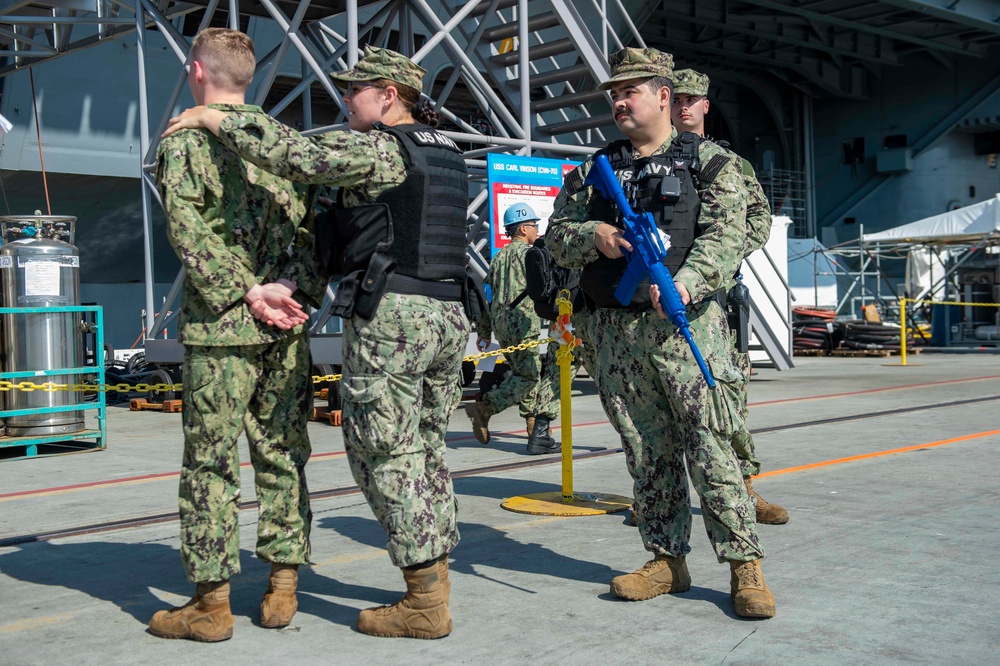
left=386, top=274, right=463, bottom=301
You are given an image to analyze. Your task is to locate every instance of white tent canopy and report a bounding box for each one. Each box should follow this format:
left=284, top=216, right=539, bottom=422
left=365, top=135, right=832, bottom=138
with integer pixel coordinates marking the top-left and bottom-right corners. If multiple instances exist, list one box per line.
left=862, top=194, right=1000, bottom=245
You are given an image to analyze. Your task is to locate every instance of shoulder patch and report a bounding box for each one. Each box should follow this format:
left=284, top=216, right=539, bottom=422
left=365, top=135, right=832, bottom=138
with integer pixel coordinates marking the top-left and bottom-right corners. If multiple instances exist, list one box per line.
left=699, top=153, right=733, bottom=185
left=562, top=164, right=586, bottom=196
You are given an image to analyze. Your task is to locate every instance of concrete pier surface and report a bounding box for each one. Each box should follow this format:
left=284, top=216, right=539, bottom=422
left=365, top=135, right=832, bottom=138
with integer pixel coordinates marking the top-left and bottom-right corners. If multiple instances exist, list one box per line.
left=2, top=353, right=998, bottom=664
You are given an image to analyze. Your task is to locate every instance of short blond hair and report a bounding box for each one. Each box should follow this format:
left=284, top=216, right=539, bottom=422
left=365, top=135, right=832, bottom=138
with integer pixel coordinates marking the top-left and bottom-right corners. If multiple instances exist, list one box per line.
left=190, top=28, right=256, bottom=93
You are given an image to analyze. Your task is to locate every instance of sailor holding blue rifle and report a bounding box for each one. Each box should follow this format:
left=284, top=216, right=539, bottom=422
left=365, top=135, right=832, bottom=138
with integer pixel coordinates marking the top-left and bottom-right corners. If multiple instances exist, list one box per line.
left=547, top=47, right=775, bottom=618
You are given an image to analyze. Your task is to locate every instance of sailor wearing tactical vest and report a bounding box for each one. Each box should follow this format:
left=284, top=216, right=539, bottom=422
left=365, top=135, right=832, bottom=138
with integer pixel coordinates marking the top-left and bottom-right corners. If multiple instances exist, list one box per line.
left=469, top=202, right=561, bottom=455
left=547, top=47, right=776, bottom=619
left=164, top=45, right=465, bottom=639
left=670, top=67, right=789, bottom=526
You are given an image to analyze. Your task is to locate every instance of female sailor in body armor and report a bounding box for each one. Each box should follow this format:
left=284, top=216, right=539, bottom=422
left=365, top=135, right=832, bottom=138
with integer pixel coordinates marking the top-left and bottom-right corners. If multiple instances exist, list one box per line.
left=164, top=45, right=468, bottom=640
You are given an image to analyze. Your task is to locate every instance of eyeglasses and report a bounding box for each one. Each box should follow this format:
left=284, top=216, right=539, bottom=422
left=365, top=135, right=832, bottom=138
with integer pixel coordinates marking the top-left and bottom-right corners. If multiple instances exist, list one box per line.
left=344, top=83, right=379, bottom=97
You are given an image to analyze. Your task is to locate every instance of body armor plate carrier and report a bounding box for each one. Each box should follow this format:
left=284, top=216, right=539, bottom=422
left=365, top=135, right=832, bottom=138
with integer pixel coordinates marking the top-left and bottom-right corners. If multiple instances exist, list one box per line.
left=581, top=132, right=706, bottom=310
left=323, top=123, right=473, bottom=319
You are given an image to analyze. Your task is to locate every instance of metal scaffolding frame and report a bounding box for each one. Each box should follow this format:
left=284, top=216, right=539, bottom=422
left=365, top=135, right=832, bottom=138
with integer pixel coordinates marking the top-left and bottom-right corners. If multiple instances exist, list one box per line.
left=1, top=0, right=808, bottom=368
left=3, top=0, right=647, bottom=357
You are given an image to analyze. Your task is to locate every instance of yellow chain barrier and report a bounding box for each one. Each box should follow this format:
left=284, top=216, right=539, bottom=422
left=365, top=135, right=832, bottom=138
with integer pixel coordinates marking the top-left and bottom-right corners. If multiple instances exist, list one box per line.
left=0, top=338, right=552, bottom=394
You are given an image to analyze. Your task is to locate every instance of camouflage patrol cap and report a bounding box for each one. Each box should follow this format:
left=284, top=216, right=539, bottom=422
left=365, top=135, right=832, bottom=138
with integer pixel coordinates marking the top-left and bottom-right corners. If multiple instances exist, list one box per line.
left=673, top=69, right=710, bottom=96
left=598, top=47, right=674, bottom=91
left=330, top=45, right=426, bottom=91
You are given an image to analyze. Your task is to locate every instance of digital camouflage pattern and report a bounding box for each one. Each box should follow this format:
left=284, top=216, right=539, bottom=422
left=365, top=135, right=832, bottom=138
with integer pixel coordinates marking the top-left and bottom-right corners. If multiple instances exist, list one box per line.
left=547, top=133, right=765, bottom=562
left=548, top=132, right=749, bottom=304
left=216, top=111, right=407, bottom=205
left=672, top=68, right=710, bottom=96
left=730, top=351, right=761, bottom=477
left=330, top=45, right=426, bottom=92
left=156, top=103, right=325, bottom=347
left=156, top=103, right=322, bottom=583
left=341, top=293, right=468, bottom=567
left=214, top=111, right=466, bottom=568
left=479, top=238, right=556, bottom=419
left=599, top=47, right=674, bottom=90
left=731, top=158, right=770, bottom=478
left=179, top=335, right=313, bottom=581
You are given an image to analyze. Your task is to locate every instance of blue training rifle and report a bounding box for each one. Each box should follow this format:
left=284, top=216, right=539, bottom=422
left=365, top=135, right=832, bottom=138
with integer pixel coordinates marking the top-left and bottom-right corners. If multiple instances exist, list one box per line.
left=585, top=154, right=717, bottom=389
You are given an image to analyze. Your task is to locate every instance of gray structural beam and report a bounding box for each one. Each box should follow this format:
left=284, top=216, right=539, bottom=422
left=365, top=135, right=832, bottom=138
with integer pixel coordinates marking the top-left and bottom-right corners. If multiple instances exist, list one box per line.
left=878, top=0, right=1000, bottom=35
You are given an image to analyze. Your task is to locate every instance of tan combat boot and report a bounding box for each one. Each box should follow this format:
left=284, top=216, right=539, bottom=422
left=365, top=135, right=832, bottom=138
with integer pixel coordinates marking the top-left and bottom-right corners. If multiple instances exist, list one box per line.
left=525, top=416, right=535, bottom=436
left=261, top=563, right=299, bottom=628
left=356, top=564, right=452, bottom=639
left=467, top=401, right=492, bottom=445
left=147, top=580, right=235, bottom=642
left=729, top=559, right=776, bottom=618
left=438, top=553, right=450, bottom=604
left=745, top=477, right=789, bottom=525
left=610, top=555, right=691, bottom=601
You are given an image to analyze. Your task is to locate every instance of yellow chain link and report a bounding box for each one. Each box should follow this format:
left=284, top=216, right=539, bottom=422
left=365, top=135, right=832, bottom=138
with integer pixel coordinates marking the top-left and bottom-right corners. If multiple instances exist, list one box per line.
left=463, top=336, right=546, bottom=363
left=0, top=337, right=552, bottom=394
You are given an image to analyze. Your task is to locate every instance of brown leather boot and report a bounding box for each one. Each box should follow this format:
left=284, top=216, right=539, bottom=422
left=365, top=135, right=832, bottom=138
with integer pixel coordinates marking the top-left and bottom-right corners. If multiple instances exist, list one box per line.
left=730, top=559, right=776, bottom=618
left=745, top=477, right=789, bottom=524
left=438, top=553, right=450, bottom=604
left=148, top=580, right=234, bottom=642
left=525, top=416, right=535, bottom=436
left=356, top=564, right=452, bottom=639
left=467, top=401, right=492, bottom=445
left=610, top=555, right=691, bottom=600
left=261, top=563, right=299, bottom=628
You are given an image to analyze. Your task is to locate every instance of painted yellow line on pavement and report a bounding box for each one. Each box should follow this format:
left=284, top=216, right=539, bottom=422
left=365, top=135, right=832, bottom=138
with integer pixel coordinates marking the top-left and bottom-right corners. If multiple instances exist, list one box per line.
left=0, top=613, right=74, bottom=634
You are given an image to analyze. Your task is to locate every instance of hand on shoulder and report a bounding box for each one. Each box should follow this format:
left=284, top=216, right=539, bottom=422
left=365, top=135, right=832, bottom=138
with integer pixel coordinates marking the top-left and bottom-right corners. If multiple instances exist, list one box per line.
left=162, top=106, right=227, bottom=139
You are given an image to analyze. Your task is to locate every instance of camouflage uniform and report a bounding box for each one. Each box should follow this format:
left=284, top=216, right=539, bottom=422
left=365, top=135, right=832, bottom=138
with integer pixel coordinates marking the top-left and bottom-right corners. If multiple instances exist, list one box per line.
left=729, top=160, right=772, bottom=477
left=548, top=135, right=764, bottom=562
left=674, top=68, right=773, bottom=479
left=479, top=238, right=557, bottom=420
left=156, top=103, right=325, bottom=582
left=213, top=110, right=467, bottom=568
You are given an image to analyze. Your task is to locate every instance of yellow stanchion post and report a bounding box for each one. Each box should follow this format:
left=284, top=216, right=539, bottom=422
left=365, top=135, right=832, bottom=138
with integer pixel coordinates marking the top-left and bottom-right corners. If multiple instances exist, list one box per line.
left=900, top=298, right=908, bottom=366
left=884, top=296, right=925, bottom=367
left=556, top=291, right=575, bottom=502
left=501, top=289, right=632, bottom=517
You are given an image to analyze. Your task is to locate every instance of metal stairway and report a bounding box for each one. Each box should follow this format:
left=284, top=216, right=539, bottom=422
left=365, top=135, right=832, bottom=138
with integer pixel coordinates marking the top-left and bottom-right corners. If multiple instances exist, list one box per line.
left=0, top=0, right=793, bottom=369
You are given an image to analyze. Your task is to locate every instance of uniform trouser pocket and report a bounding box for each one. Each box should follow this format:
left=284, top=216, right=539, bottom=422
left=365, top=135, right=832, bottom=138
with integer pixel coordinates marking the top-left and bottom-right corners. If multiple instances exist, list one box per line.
left=342, top=373, right=420, bottom=456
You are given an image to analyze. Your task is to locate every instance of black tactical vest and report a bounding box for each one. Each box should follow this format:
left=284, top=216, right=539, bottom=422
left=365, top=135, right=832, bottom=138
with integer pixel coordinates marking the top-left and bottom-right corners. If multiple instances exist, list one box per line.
left=331, top=123, right=467, bottom=282
left=580, top=132, right=703, bottom=310
left=323, top=123, right=472, bottom=319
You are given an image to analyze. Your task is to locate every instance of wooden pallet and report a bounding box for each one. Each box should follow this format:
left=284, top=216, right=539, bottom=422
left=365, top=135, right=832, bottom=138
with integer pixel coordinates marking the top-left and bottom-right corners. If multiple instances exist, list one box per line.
left=830, top=348, right=892, bottom=358
left=129, top=397, right=183, bottom=413
left=793, top=348, right=829, bottom=356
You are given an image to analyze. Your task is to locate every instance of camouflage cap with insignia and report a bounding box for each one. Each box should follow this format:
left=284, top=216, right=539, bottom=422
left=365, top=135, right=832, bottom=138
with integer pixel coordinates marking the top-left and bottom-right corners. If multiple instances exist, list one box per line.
left=598, top=47, right=674, bottom=91
left=330, top=45, right=426, bottom=91
left=673, top=69, right=710, bottom=96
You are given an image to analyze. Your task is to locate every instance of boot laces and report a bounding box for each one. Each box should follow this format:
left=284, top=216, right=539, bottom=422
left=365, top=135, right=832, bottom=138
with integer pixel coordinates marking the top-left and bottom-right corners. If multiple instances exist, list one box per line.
left=736, top=563, right=762, bottom=588
left=641, top=558, right=670, bottom=574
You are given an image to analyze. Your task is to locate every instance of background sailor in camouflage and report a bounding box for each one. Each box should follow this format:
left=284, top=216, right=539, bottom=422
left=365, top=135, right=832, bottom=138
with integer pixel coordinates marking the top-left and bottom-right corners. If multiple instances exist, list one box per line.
left=547, top=47, right=775, bottom=618
left=165, top=45, right=465, bottom=639
left=672, top=67, right=788, bottom=525
left=471, top=203, right=560, bottom=454
left=150, top=28, right=325, bottom=642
